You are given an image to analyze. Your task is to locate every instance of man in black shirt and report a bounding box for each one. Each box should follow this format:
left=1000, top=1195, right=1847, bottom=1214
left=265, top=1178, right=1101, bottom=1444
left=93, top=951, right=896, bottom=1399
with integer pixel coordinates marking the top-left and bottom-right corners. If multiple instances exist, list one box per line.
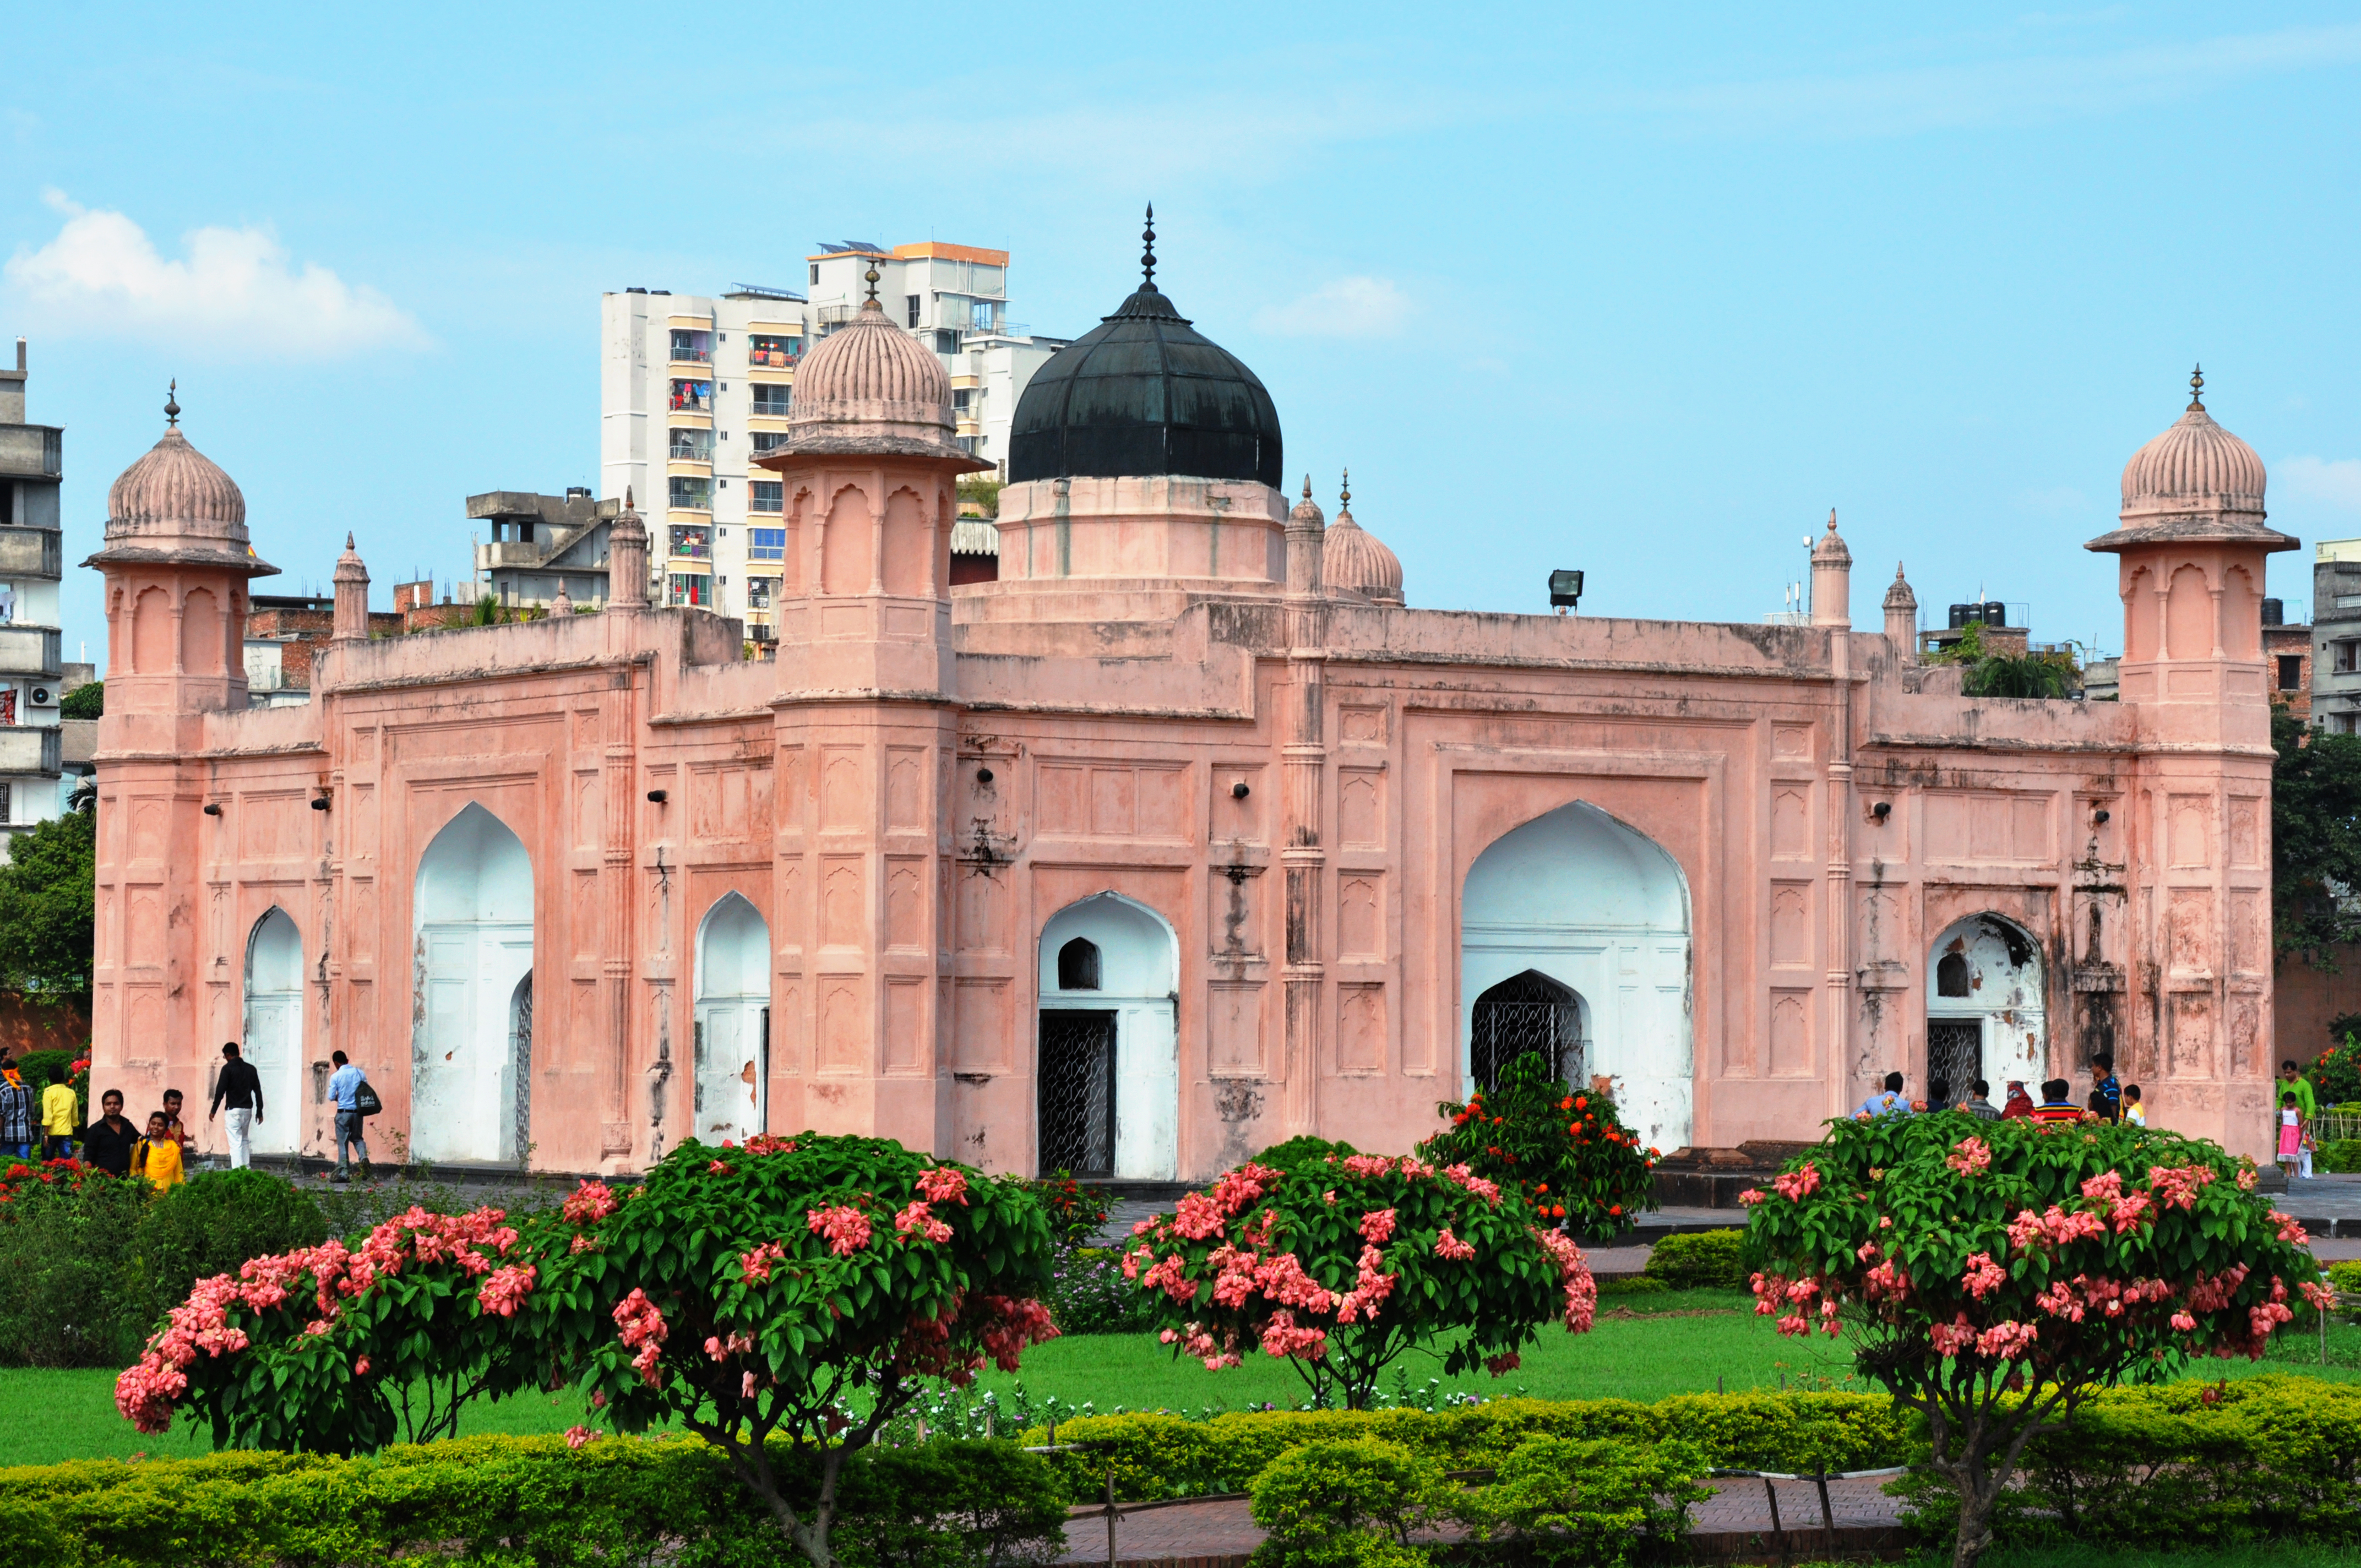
left=207, top=1041, right=264, bottom=1170
left=82, top=1090, right=139, bottom=1178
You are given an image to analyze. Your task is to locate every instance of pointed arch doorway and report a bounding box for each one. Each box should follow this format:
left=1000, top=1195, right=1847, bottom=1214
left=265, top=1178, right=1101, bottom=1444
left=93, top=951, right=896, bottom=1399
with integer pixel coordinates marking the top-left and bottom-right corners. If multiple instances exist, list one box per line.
left=1036, top=894, right=1178, bottom=1180
left=242, top=908, right=303, bottom=1156
left=694, top=894, right=771, bottom=1146
left=412, top=803, right=535, bottom=1163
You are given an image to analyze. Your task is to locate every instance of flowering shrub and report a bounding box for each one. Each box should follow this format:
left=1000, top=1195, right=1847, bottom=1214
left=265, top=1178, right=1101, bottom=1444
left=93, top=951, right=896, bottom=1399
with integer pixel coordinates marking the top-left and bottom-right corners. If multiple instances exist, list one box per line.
left=1024, top=1169, right=1115, bottom=1250
left=0, top=1160, right=152, bottom=1366
left=1743, top=1113, right=2330, bottom=1568
left=1421, top=1051, right=1657, bottom=1242
left=550, top=1135, right=1060, bottom=1568
left=2309, top=1036, right=2361, bottom=1107
left=113, top=1203, right=550, bottom=1453
left=1123, top=1151, right=1593, bottom=1409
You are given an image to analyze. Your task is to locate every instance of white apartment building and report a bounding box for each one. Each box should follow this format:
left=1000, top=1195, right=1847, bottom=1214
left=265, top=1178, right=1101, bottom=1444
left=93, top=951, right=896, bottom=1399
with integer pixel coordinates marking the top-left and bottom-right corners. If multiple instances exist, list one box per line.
left=599, top=243, right=1064, bottom=639
left=0, top=339, right=64, bottom=858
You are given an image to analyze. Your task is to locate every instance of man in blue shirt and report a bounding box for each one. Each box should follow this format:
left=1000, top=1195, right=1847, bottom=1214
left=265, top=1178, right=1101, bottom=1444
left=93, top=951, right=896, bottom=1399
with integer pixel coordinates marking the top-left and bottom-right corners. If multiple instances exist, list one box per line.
left=1854, top=1070, right=1915, bottom=1119
left=327, top=1050, right=369, bottom=1183
left=2090, top=1052, right=2121, bottom=1123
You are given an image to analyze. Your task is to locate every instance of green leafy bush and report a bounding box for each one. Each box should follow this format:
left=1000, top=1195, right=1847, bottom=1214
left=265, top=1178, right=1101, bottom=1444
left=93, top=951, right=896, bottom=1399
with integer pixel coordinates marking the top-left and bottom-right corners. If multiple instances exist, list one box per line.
left=2310, top=1037, right=2361, bottom=1108
left=129, top=1169, right=327, bottom=1325
left=57, top=680, right=100, bottom=721
left=0, top=1162, right=151, bottom=1366
left=1421, top=1052, right=1657, bottom=1242
left=1745, top=1113, right=2327, bottom=1567
left=0, top=1431, right=1068, bottom=1568
left=1020, top=1391, right=1918, bottom=1503
left=1123, top=1152, right=1593, bottom=1408
left=1642, top=1229, right=1745, bottom=1291
left=2320, top=1139, right=2361, bottom=1175
left=1044, top=1246, right=1157, bottom=1335
left=1255, top=1136, right=1360, bottom=1170
left=1595, top=1275, right=1669, bottom=1297
left=1460, top=1434, right=1710, bottom=1567
left=1892, top=1375, right=2361, bottom=1551
left=1022, top=1170, right=1112, bottom=1251
left=1247, top=1436, right=1455, bottom=1568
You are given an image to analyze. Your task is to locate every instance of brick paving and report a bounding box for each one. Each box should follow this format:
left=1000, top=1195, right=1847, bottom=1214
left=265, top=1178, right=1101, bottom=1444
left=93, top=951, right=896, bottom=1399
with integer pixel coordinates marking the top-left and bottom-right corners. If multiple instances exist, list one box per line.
left=1051, top=1476, right=1910, bottom=1565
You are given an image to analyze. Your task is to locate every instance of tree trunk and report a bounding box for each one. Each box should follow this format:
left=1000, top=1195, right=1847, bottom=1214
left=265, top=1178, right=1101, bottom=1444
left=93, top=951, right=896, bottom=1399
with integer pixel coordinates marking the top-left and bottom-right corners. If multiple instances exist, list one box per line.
left=1951, top=1472, right=2003, bottom=1568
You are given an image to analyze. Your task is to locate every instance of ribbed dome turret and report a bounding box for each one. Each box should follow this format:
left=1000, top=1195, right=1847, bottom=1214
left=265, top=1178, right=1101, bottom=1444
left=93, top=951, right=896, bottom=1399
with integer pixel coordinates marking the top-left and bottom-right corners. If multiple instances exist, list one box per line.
left=2086, top=369, right=2295, bottom=556
left=776, top=275, right=973, bottom=465
left=1322, top=475, right=1402, bottom=605
left=107, top=428, right=245, bottom=535
left=84, top=389, right=277, bottom=578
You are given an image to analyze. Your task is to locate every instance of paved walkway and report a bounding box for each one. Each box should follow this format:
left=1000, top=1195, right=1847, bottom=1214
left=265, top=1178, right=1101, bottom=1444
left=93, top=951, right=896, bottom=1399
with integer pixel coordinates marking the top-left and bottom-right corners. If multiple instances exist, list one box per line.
left=1051, top=1475, right=1910, bottom=1565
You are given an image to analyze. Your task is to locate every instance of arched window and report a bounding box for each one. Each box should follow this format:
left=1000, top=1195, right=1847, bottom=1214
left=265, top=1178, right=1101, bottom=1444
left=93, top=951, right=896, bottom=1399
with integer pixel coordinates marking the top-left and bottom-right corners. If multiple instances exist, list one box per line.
left=1057, top=937, right=1101, bottom=991
left=1470, top=969, right=1584, bottom=1093
left=1935, top=952, right=1971, bottom=998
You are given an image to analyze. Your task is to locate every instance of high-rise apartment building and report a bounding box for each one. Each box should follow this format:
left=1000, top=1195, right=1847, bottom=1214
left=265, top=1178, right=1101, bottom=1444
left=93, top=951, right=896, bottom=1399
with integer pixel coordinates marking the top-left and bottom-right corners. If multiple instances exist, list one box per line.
left=599, top=243, right=1064, bottom=638
left=0, top=338, right=64, bottom=858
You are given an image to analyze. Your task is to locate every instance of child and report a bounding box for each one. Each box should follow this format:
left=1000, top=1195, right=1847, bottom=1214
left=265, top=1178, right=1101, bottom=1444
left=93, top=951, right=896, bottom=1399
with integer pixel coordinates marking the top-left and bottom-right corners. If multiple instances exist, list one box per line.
left=134, top=1112, right=184, bottom=1189
left=2278, top=1091, right=2304, bottom=1177
left=2122, top=1084, right=2146, bottom=1126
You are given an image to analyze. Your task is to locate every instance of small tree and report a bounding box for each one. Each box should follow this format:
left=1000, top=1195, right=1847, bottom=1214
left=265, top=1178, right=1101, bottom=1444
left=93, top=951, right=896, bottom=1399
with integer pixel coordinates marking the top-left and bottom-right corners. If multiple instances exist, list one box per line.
left=116, top=1135, right=1063, bottom=1568
left=0, top=809, right=95, bottom=1002
left=1124, top=1152, right=1595, bottom=1409
left=1422, top=1051, right=1658, bottom=1242
left=1742, top=1113, right=2331, bottom=1568
left=553, top=1135, right=1059, bottom=1567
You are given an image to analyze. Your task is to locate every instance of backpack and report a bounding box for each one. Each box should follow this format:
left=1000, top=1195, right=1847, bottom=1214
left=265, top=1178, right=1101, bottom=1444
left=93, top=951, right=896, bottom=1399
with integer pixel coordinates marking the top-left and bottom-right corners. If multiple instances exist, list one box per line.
left=353, top=1079, right=383, bottom=1118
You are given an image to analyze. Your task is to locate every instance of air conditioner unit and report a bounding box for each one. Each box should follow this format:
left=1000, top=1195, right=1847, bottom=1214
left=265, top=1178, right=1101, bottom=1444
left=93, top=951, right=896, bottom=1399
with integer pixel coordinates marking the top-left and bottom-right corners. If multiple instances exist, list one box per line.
left=27, top=687, right=55, bottom=707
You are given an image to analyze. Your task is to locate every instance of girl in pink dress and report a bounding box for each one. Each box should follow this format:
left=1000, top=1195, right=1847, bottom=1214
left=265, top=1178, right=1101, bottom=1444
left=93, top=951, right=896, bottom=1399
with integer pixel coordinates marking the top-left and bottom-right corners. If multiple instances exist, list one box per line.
left=2277, top=1092, right=2305, bottom=1174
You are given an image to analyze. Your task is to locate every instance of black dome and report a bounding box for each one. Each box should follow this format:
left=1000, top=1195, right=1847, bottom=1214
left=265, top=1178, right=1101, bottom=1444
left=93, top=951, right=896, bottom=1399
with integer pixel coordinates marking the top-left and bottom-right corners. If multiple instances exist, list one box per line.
left=1008, top=284, right=1282, bottom=488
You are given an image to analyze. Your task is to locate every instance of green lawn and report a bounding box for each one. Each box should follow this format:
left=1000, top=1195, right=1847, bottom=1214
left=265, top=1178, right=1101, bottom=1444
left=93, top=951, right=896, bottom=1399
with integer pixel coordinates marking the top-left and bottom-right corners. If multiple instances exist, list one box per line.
left=6, top=1292, right=2357, bottom=1469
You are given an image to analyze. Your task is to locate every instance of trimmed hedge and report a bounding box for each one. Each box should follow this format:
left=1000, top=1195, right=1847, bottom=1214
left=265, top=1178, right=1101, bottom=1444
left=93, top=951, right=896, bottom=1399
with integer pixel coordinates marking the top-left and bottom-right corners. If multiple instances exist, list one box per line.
left=1019, top=1391, right=1918, bottom=1502
left=1895, top=1375, right=2361, bottom=1549
left=0, top=1433, right=1067, bottom=1568
left=1640, top=1230, right=1745, bottom=1291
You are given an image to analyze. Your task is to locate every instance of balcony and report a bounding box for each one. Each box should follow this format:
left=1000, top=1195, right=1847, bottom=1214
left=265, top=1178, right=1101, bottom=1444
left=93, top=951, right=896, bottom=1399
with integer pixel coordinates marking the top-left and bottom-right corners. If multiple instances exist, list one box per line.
left=817, top=304, right=862, bottom=328
left=0, top=727, right=61, bottom=775
left=0, top=426, right=61, bottom=480
left=748, top=347, right=801, bottom=368
left=0, top=626, right=60, bottom=679
left=0, top=528, right=61, bottom=579
left=668, top=346, right=713, bottom=364
left=667, top=444, right=715, bottom=465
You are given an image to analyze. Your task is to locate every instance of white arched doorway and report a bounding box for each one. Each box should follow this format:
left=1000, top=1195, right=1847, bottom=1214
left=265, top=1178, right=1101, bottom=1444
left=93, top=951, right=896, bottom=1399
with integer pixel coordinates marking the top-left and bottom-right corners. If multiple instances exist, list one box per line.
left=694, top=894, right=771, bottom=1145
left=242, top=907, right=303, bottom=1156
left=1037, top=894, right=1178, bottom=1180
left=412, top=803, right=535, bottom=1162
left=1927, top=914, right=2046, bottom=1102
left=1461, top=801, right=1693, bottom=1151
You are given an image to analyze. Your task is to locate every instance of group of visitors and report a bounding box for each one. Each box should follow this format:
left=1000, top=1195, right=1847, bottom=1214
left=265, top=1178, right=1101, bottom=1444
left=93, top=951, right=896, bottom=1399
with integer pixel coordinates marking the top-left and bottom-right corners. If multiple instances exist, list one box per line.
left=2278, top=1057, right=2319, bottom=1179
left=0, top=1038, right=376, bottom=1185
left=1854, top=1052, right=2148, bottom=1126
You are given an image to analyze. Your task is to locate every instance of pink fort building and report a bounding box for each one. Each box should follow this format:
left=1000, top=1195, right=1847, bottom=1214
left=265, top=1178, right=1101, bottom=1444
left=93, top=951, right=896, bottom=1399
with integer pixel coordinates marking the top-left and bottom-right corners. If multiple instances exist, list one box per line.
left=85, top=252, right=2292, bottom=1174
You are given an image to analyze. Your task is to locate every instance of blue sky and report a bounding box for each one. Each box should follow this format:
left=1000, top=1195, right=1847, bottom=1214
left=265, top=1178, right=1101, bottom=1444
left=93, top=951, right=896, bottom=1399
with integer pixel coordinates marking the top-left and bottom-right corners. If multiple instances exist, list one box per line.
left=7, top=3, right=2361, bottom=657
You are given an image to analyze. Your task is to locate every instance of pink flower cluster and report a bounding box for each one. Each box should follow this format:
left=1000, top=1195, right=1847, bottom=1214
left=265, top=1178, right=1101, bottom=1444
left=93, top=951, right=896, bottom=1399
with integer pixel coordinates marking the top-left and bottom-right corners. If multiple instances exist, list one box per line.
left=563, top=1180, right=619, bottom=1224
left=703, top=1331, right=754, bottom=1362
left=2147, top=1163, right=2217, bottom=1212
left=806, top=1205, right=873, bottom=1256
left=894, top=1201, right=953, bottom=1244
left=1433, top=1227, right=1476, bottom=1262
left=1358, top=1208, right=1397, bottom=1244
left=1961, top=1253, right=2008, bottom=1300
left=1438, top=1163, right=1500, bottom=1204
left=741, top=1241, right=786, bottom=1283
left=613, top=1288, right=668, bottom=1387
left=1165, top=1321, right=1245, bottom=1370
left=1772, top=1163, right=1821, bottom=1202
left=477, top=1263, right=537, bottom=1319
left=975, top=1294, right=1059, bottom=1371
left=916, top=1166, right=970, bottom=1206
left=1946, top=1137, right=1994, bottom=1177
left=1258, top=1310, right=1329, bottom=1362
left=2271, top=1212, right=2309, bottom=1245
left=2006, top=1204, right=2108, bottom=1254
left=1530, top=1226, right=1597, bottom=1332
left=1335, top=1245, right=1399, bottom=1324
left=565, top=1425, right=600, bottom=1449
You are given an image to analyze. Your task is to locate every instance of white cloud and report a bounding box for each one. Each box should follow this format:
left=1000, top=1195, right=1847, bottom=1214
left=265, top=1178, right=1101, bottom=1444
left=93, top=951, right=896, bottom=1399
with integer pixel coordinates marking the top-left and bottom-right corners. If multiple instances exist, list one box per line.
left=1252, top=276, right=1413, bottom=339
left=2280, top=456, right=2361, bottom=513
left=3, top=192, right=428, bottom=357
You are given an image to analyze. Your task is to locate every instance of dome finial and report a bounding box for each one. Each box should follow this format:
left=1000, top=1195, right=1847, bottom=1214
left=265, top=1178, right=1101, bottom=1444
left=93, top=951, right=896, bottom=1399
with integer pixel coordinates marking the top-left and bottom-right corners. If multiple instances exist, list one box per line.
left=164, top=378, right=179, bottom=428
left=1340, top=468, right=1351, bottom=512
left=1301, top=473, right=1312, bottom=500
left=1827, top=507, right=1838, bottom=532
left=2189, top=362, right=2205, bottom=411
left=863, top=259, right=882, bottom=309
left=1141, top=203, right=1157, bottom=291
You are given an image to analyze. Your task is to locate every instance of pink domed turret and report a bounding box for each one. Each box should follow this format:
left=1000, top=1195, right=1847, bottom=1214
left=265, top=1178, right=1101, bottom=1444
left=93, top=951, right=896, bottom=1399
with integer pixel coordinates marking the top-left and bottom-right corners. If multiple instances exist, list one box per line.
left=1323, top=471, right=1403, bottom=606
left=782, top=260, right=966, bottom=461
left=2118, top=365, right=2266, bottom=522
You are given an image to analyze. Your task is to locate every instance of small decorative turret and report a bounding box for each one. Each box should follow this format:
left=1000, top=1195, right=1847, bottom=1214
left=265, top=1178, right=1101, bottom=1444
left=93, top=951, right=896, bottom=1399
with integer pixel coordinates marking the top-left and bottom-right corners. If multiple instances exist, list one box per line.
left=1285, top=474, right=1325, bottom=597
left=1322, top=469, right=1405, bottom=607
left=1810, top=509, right=1852, bottom=628
left=331, top=532, right=370, bottom=643
left=1883, top=562, right=1917, bottom=658
left=608, top=487, right=649, bottom=610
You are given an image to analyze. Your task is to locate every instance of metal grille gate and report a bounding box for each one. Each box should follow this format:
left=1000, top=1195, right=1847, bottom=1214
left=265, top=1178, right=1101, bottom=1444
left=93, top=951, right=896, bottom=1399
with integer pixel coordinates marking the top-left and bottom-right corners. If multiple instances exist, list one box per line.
left=1471, top=971, right=1584, bottom=1092
left=1927, top=1020, right=1982, bottom=1103
left=511, top=972, right=534, bottom=1166
left=1038, top=1010, right=1117, bottom=1177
